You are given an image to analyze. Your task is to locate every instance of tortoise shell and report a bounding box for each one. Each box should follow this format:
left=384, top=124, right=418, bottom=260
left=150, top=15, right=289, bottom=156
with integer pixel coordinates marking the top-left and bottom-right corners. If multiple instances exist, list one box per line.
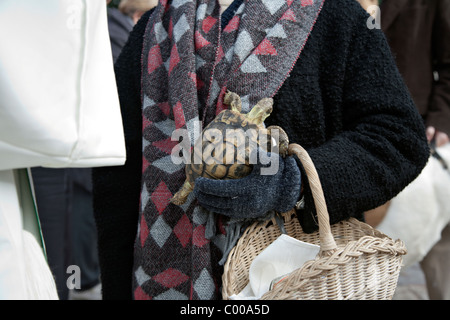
left=170, top=91, right=289, bottom=205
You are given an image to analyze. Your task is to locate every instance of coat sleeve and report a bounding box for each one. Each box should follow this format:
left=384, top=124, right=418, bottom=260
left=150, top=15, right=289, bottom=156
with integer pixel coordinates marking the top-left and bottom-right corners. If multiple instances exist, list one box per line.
left=426, top=0, right=450, bottom=136
left=298, top=8, right=430, bottom=233
left=92, top=10, right=152, bottom=300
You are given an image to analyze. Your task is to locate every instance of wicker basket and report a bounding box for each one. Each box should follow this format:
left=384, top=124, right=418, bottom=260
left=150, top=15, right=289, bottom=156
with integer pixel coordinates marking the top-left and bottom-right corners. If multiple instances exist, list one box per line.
left=222, top=143, right=407, bottom=300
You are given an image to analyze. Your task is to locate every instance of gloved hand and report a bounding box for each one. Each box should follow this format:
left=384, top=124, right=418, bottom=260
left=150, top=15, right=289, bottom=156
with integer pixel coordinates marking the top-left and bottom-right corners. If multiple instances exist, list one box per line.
left=193, top=152, right=301, bottom=219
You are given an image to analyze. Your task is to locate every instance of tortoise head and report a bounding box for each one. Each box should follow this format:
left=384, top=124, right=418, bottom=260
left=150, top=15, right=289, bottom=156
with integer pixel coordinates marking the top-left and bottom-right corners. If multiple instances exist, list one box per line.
left=223, top=91, right=242, bottom=112
left=246, top=97, right=273, bottom=125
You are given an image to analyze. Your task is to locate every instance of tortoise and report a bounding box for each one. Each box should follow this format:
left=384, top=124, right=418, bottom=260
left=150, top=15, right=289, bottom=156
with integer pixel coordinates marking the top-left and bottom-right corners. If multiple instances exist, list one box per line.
left=170, top=91, right=289, bottom=205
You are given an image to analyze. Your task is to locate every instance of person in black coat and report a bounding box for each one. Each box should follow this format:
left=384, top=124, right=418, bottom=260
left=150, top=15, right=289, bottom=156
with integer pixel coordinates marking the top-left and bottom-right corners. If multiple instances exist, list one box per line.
left=93, top=0, right=429, bottom=300
left=107, top=0, right=157, bottom=62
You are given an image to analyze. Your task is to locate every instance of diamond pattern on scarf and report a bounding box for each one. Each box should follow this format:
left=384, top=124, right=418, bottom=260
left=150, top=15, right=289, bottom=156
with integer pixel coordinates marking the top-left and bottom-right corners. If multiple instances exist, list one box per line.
left=195, top=30, right=212, bottom=51
left=173, top=14, right=190, bottom=42
left=150, top=215, right=172, bottom=248
left=150, top=181, right=172, bottom=214
left=188, top=71, right=197, bottom=84
left=225, top=45, right=234, bottom=63
left=192, top=205, right=208, bottom=224
left=240, top=55, right=267, bottom=73
left=135, top=266, right=151, bottom=286
left=173, top=102, right=186, bottom=129
left=141, top=183, right=149, bottom=212
left=173, top=214, right=192, bottom=247
left=193, top=225, right=209, bottom=247
left=147, top=45, right=163, bottom=74
left=152, top=156, right=184, bottom=175
left=154, top=22, right=168, bottom=44
left=224, top=0, right=325, bottom=110
left=153, top=118, right=176, bottom=137
left=142, top=117, right=152, bottom=132
left=223, top=15, right=239, bottom=33
left=158, top=102, right=171, bottom=117
left=254, top=39, right=277, bottom=55
left=152, top=137, right=179, bottom=155
left=134, top=286, right=151, bottom=300
left=281, top=8, right=296, bottom=21
left=262, top=0, right=286, bottom=15
left=234, top=30, right=253, bottom=61
left=202, top=16, right=218, bottom=33
left=194, top=269, right=215, bottom=300
left=266, top=23, right=287, bottom=38
left=172, top=0, right=193, bottom=9
left=142, top=155, right=150, bottom=173
left=136, top=0, right=325, bottom=301
left=153, top=268, right=189, bottom=288
left=154, top=289, right=188, bottom=300
left=168, top=44, right=181, bottom=75
left=143, top=94, right=156, bottom=109
left=139, top=214, right=149, bottom=247
left=196, top=4, right=207, bottom=21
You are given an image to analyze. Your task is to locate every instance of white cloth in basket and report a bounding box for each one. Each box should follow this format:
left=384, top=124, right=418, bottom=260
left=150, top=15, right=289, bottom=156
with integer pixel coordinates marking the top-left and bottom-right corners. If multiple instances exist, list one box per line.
left=229, top=234, right=320, bottom=300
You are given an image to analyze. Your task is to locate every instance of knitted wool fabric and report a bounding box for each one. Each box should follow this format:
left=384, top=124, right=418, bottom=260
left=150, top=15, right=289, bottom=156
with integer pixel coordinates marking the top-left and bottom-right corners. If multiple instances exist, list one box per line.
left=136, top=0, right=324, bottom=300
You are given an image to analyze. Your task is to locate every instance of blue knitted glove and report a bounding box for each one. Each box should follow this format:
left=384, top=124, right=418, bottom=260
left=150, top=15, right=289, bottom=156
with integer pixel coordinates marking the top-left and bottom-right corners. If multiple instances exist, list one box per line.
left=193, top=152, right=301, bottom=219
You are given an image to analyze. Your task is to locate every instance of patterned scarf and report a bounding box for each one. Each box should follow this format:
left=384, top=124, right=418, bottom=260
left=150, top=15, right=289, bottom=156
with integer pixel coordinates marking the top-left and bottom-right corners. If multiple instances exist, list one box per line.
left=134, top=0, right=324, bottom=300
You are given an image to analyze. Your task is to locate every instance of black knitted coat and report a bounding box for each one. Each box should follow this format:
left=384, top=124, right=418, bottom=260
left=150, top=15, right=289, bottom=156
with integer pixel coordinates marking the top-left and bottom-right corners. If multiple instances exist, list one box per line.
left=93, top=0, right=430, bottom=299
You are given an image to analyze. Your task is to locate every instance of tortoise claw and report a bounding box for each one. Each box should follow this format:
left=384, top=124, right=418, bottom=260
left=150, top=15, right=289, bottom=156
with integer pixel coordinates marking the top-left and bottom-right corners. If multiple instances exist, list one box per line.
left=266, top=125, right=290, bottom=158
left=223, top=90, right=242, bottom=112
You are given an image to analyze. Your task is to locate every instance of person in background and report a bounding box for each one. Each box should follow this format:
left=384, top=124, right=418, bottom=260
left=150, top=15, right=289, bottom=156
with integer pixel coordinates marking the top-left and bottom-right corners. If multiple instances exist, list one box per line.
left=358, top=0, right=450, bottom=300
left=357, top=0, right=378, bottom=10
left=381, top=0, right=450, bottom=300
left=107, top=0, right=157, bottom=63
left=30, top=168, right=73, bottom=299
left=381, top=0, right=450, bottom=148
left=31, top=167, right=101, bottom=300
left=66, top=168, right=102, bottom=300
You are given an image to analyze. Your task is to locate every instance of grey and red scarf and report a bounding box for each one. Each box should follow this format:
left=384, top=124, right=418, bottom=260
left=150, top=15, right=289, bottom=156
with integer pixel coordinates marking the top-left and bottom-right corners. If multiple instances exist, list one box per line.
left=134, top=0, right=324, bottom=300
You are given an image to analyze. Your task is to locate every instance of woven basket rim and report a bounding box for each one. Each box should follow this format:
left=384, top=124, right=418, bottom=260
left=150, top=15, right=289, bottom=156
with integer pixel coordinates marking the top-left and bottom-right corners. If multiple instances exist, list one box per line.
left=222, top=212, right=407, bottom=299
left=221, top=144, right=407, bottom=300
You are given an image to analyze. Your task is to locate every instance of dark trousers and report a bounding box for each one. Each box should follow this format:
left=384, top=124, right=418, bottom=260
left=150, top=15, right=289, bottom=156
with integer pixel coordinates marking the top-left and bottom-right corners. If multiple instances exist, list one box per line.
left=31, top=167, right=100, bottom=300
left=69, top=168, right=100, bottom=291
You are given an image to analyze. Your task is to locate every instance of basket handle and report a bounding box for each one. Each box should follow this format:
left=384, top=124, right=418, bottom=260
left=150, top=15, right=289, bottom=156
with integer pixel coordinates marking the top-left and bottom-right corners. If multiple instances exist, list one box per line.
left=288, top=143, right=338, bottom=253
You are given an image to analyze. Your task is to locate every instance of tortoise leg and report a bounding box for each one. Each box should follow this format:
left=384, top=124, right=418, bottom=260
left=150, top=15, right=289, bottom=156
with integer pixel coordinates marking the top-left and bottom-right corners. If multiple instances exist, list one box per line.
left=223, top=91, right=242, bottom=112
left=267, top=125, right=289, bottom=157
left=246, top=97, right=273, bottom=125
left=170, top=180, right=194, bottom=205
